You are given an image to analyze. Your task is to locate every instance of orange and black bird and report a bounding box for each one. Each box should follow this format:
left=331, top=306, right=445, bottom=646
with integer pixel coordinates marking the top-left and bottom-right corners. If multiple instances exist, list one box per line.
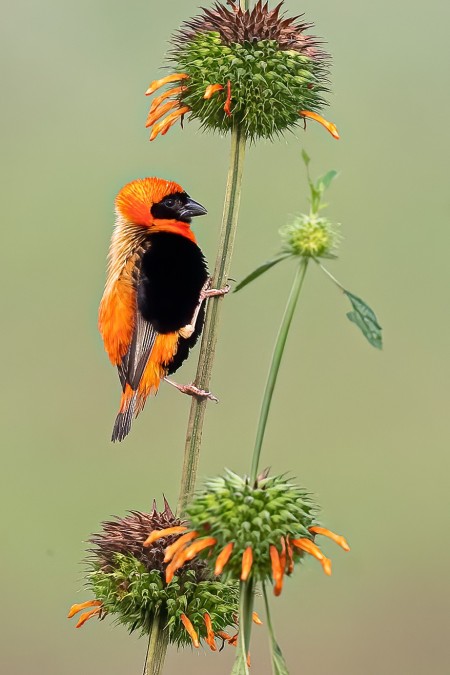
left=99, top=177, right=226, bottom=442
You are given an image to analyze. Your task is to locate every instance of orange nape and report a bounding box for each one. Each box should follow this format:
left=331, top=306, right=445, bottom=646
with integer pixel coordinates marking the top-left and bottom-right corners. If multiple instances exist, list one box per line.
left=299, top=110, right=340, bottom=139
left=67, top=600, right=102, bottom=628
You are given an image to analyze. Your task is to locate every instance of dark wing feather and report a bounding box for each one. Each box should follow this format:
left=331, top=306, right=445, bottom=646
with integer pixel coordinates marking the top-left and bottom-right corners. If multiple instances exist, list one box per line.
left=118, top=311, right=158, bottom=391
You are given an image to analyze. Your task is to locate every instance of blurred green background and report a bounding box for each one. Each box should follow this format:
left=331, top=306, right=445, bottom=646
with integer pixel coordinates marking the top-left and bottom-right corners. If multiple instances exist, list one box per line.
left=2, top=0, right=450, bottom=672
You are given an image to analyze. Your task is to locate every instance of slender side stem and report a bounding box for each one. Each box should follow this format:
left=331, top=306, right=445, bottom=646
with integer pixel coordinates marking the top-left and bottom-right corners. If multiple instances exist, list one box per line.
left=232, top=580, right=255, bottom=675
left=143, top=612, right=169, bottom=675
left=250, top=259, right=309, bottom=483
left=177, top=125, right=246, bottom=513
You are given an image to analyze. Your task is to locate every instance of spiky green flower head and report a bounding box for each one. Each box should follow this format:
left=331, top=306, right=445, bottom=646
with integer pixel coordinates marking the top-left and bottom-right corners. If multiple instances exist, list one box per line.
left=67, top=501, right=239, bottom=650
left=161, top=471, right=349, bottom=596
left=280, top=213, right=340, bottom=258
left=145, top=1, right=338, bottom=142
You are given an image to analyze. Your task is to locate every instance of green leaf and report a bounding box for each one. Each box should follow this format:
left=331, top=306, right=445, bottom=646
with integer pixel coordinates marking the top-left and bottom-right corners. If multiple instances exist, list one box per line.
left=316, top=169, right=338, bottom=193
left=269, top=633, right=290, bottom=675
left=231, top=651, right=250, bottom=675
left=301, top=149, right=310, bottom=167
left=344, top=290, right=383, bottom=349
left=234, top=253, right=292, bottom=292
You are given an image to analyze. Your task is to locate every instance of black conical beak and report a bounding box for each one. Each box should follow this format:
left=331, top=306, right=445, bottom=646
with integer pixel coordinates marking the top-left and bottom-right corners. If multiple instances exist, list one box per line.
left=180, top=197, right=207, bottom=218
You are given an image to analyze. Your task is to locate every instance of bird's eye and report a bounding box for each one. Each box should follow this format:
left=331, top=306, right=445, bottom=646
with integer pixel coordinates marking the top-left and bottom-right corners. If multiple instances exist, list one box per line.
left=165, top=198, right=175, bottom=208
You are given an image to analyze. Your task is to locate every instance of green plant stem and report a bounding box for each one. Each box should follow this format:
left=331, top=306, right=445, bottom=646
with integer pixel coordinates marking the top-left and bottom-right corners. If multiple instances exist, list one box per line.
left=250, top=259, right=309, bottom=483
left=143, top=612, right=169, bottom=675
left=232, top=580, right=255, bottom=675
left=177, top=124, right=246, bottom=514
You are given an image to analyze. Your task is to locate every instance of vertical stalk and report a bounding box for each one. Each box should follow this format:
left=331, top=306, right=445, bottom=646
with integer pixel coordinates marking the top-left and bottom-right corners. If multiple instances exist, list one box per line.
left=177, top=124, right=246, bottom=513
left=143, top=612, right=169, bottom=675
left=250, top=259, right=309, bottom=483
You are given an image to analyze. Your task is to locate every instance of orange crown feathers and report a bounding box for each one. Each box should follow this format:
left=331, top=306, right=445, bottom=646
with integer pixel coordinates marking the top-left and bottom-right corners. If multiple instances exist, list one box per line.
left=115, top=177, right=184, bottom=226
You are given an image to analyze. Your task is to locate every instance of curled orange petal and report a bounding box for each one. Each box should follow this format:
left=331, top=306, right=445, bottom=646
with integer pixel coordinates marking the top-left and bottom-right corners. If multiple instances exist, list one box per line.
left=76, top=607, right=101, bottom=628
left=309, top=526, right=350, bottom=551
left=269, top=545, right=283, bottom=596
left=291, top=537, right=324, bottom=561
left=286, top=536, right=294, bottom=575
left=322, top=557, right=332, bottom=576
left=146, top=100, right=179, bottom=128
left=299, top=110, right=340, bottom=139
left=204, top=83, right=224, bottom=99
left=180, top=613, right=200, bottom=648
left=143, top=526, right=187, bottom=547
left=241, top=546, right=253, bottom=581
left=204, top=613, right=217, bottom=651
left=150, top=107, right=190, bottom=141
left=165, top=547, right=188, bottom=584
left=145, top=73, right=188, bottom=96
left=214, top=542, right=234, bottom=575
left=164, top=531, right=198, bottom=563
left=67, top=600, right=101, bottom=619
left=252, top=612, right=263, bottom=626
left=292, top=538, right=333, bottom=576
left=280, top=537, right=287, bottom=572
left=224, top=80, right=232, bottom=117
left=150, top=86, right=186, bottom=114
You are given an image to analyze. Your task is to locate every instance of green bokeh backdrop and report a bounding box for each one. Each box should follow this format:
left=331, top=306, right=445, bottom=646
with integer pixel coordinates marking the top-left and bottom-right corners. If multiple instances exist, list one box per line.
left=2, top=1, right=450, bottom=673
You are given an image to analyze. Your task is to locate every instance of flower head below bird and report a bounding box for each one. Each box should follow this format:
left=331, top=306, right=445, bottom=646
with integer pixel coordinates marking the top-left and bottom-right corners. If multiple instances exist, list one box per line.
left=145, top=1, right=339, bottom=142
left=67, top=501, right=244, bottom=650
left=148, top=471, right=349, bottom=596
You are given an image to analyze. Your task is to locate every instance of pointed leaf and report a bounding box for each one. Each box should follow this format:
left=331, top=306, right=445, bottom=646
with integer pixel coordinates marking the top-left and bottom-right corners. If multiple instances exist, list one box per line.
left=316, top=169, right=338, bottom=193
left=269, top=634, right=290, bottom=675
left=234, top=253, right=292, bottom=292
left=301, top=149, right=310, bottom=167
left=344, top=291, right=383, bottom=349
left=231, top=652, right=249, bottom=675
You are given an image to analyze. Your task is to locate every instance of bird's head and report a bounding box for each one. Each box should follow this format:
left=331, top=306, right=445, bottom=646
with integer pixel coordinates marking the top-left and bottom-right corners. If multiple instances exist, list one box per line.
left=115, top=177, right=207, bottom=240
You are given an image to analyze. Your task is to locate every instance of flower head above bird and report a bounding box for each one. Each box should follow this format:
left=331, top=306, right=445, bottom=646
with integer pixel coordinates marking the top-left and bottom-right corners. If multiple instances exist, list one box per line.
left=145, top=1, right=339, bottom=142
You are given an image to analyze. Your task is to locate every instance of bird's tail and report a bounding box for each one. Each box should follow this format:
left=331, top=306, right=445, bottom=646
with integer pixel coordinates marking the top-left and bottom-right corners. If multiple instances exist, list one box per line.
left=111, top=385, right=138, bottom=442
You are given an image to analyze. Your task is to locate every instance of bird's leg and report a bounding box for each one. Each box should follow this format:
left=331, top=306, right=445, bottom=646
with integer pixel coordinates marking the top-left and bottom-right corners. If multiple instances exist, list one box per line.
left=164, top=377, right=219, bottom=402
left=179, top=278, right=230, bottom=339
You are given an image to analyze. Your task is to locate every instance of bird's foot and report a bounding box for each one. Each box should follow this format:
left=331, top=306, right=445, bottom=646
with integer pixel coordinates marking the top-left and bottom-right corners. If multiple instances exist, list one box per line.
left=164, top=378, right=218, bottom=402
left=200, top=278, right=230, bottom=301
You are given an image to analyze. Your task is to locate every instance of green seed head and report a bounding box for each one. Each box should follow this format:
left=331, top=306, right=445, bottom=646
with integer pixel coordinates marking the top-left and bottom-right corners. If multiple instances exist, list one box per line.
left=186, top=471, right=320, bottom=583
left=280, top=214, right=340, bottom=258
left=85, top=505, right=239, bottom=646
left=171, top=2, right=330, bottom=140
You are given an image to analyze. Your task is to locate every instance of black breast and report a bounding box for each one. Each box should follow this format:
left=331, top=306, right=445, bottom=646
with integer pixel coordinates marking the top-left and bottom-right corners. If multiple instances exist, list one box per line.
left=138, top=232, right=208, bottom=334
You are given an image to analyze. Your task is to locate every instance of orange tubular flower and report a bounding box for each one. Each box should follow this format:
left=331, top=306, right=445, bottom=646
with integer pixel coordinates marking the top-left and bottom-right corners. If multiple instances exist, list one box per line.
left=149, top=106, right=190, bottom=141
left=241, top=546, right=253, bottom=581
left=68, top=600, right=103, bottom=628
left=214, top=542, right=234, bottom=575
left=291, top=537, right=332, bottom=576
left=145, top=100, right=180, bottom=129
left=299, top=110, right=340, bottom=140
left=224, top=80, right=232, bottom=117
left=252, top=612, right=263, bottom=626
left=286, top=536, right=294, bottom=575
left=67, top=599, right=101, bottom=619
left=180, top=613, right=200, bottom=648
left=204, top=613, right=217, bottom=651
left=145, top=73, right=189, bottom=96
left=269, top=545, right=284, bottom=596
left=164, top=530, right=198, bottom=563
left=149, top=85, right=186, bottom=114
left=165, top=536, right=217, bottom=583
left=309, top=526, right=350, bottom=551
left=143, top=526, right=188, bottom=547
left=204, top=83, right=224, bottom=99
